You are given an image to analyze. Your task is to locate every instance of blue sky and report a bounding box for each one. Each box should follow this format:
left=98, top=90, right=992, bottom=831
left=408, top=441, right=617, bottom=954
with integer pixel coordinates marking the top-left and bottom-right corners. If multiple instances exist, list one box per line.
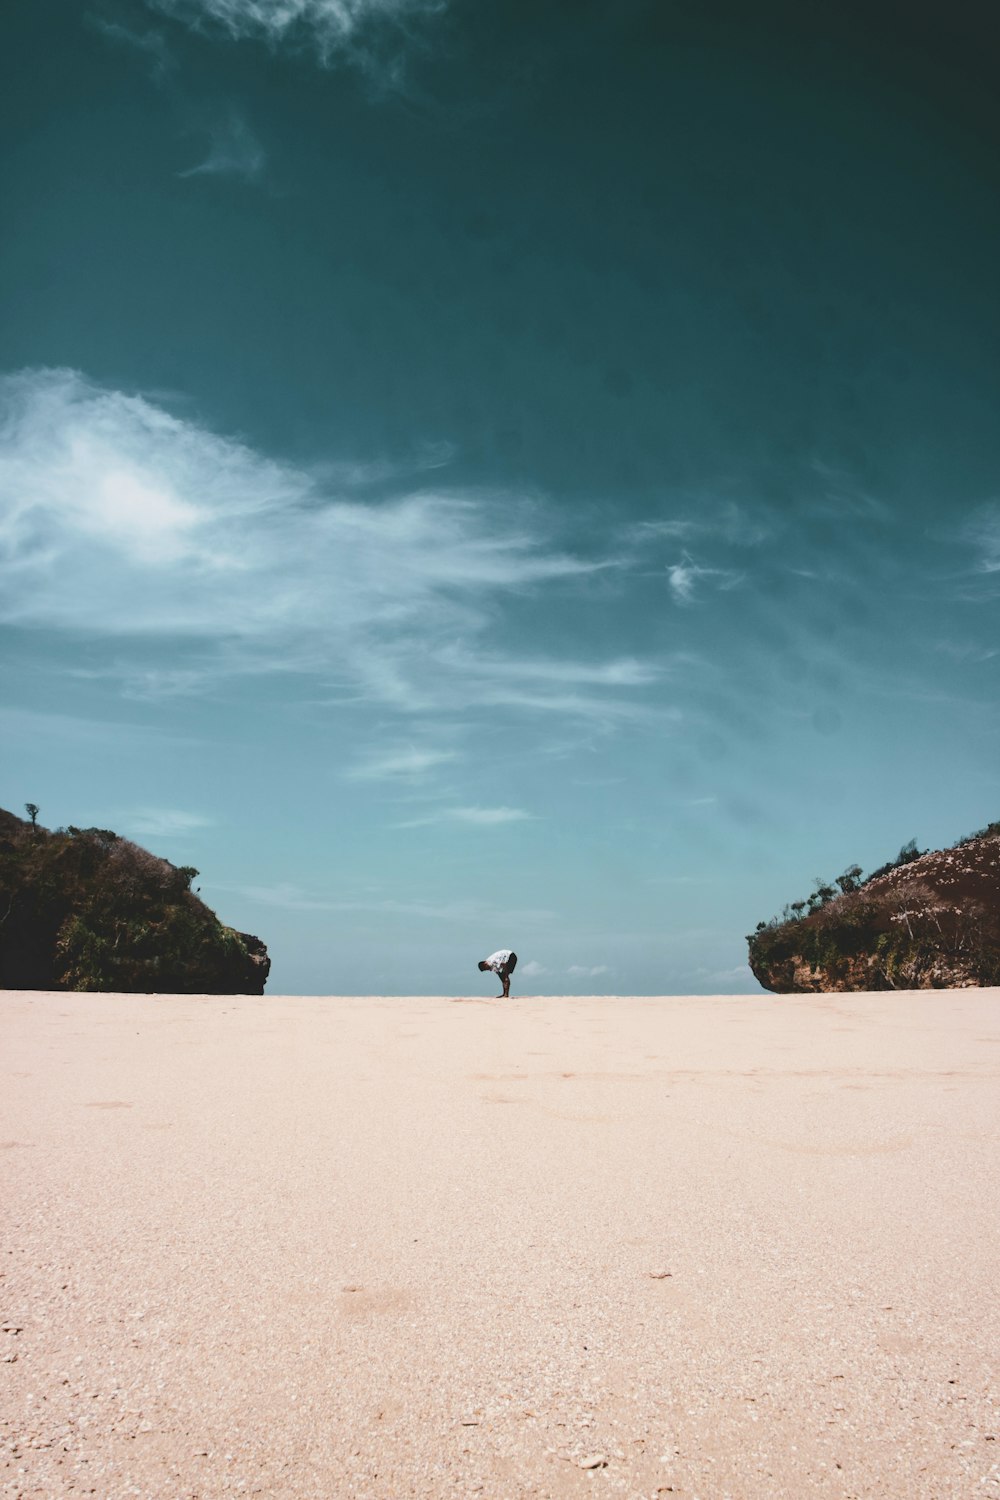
left=2, top=0, right=999, bottom=994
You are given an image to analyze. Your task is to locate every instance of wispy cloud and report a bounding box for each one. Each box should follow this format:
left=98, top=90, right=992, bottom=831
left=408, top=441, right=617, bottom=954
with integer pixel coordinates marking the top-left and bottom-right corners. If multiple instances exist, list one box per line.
left=346, top=744, right=459, bottom=780
left=213, top=880, right=555, bottom=925
left=933, top=639, right=999, bottom=664
left=630, top=519, right=699, bottom=543
left=466, top=686, right=660, bottom=723
left=312, top=440, right=455, bottom=491
left=416, top=643, right=661, bottom=723
left=0, top=705, right=197, bottom=751
left=628, top=500, right=770, bottom=551
left=435, top=645, right=655, bottom=689
left=519, top=959, right=545, bottom=977
left=68, top=663, right=222, bottom=700
left=179, top=108, right=266, bottom=181
left=144, top=0, right=447, bottom=84
left=964, top=502, right=1000, bottom=574
left=691, top=963, right=757, bottom=989
left=395, top=805, right=532, bottom=829
left=667, top=553, right=743, bottom=605
left=808, top=463, right=892, bottom=525
left=220, top=881, right=342, bottom=912
left=628, top=501, right=766, bottom=605
left=120, top=807, right=214, bottom=838
left=0, top=368, right=640, bottom=723
left=93, top=18, right=175, bottom=81
left=451, top=806, right=530, bottom=825
left=567, top=964, right=610, bottom=977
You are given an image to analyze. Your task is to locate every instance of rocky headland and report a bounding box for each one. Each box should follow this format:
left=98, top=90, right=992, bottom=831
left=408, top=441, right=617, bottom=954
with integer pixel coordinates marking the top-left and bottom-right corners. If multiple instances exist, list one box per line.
left=0, top=807, right=269, bottom=993
left=748, top=821, right=1000, bottom=992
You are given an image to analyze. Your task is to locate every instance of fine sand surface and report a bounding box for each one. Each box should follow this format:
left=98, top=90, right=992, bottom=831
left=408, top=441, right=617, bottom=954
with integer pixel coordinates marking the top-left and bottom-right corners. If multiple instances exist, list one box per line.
left=2, top=990, right=999, bottom=1500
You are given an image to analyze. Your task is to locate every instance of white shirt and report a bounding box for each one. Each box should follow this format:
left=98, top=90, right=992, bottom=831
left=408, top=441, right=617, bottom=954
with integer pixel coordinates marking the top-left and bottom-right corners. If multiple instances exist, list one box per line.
left=485, top=950, right=513, bottom=973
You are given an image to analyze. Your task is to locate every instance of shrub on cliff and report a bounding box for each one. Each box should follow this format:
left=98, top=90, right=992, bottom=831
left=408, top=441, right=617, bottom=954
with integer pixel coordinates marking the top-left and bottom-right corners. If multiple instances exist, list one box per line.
left=747, top=822, right=1000, bottom=992
left=0, top=808, right=269, bottom=994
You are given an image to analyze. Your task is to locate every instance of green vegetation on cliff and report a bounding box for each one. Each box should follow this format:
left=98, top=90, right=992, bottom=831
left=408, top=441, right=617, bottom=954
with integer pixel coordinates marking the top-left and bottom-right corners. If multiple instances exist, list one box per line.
left=0, top=807, right=269, bottom=994
left=748, top=821, right=1000, bottom=992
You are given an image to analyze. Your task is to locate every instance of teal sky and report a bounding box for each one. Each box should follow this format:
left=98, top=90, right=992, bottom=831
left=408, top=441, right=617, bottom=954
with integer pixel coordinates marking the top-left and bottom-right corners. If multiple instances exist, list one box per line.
left=2, top=0, right=999, bottom=994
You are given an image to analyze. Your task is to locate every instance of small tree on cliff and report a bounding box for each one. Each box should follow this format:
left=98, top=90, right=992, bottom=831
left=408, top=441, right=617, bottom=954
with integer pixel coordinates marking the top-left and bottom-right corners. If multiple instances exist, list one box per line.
left=24, top=803, right=39, bottom=829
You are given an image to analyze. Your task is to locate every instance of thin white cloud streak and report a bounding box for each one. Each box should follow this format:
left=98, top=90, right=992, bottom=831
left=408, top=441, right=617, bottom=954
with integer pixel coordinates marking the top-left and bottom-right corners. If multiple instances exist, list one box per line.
left=120, top=807, right=214, bottom=837
left=628, top=501, right=770, bottom=550
left=630, top=519, right=699, bottom=542
left=934, top=640, right=999, bottom=664
left=567, top=964, right=610, bottom=976
left=471, top=686, right=664, bottom=722
left=434, top=645, right=657, bottom=688
left=219, top=881, right=345, bottom=911
left=691, top=963, right=757, bottom=988
left=69, top=663, right=224, bottom=700
left=144, top=0, right=446, bottom=80
left=93, top=18, right=175, bottom=80
left=179, top=109, right=266, bottom=181
left=209, top=881, right=339, bottom=911
left=451, top=806, right=530, bottom=825
left=212, top=881, right=555, bottom=925
left=424, top=643, right=665, bottom=723
left=519, top=959, right=545, bottom=977
left=964, top=502, right=1000, bottom=574
left=312, top=439, right=455, bottom=490
left=0, top=705, right=198, bottom=751
left=0, top=368, right=639, bottom=721
left=394, top=805, right=532, bottom=829
left=808, top=463, right=892, bottom=525
left=346, top=745, right=460, bottom=780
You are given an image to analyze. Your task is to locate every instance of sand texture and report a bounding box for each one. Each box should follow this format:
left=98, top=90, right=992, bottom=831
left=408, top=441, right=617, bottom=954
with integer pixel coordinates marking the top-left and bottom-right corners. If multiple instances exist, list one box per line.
left=2, top=989, right=999, bottom=1500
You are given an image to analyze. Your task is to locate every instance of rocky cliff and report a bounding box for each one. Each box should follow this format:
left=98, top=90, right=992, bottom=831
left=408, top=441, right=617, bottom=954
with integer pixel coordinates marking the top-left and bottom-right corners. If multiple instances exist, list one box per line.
left=0, top=808, right=270, bottom=994
left=748, top=822, right=1000, bottom=992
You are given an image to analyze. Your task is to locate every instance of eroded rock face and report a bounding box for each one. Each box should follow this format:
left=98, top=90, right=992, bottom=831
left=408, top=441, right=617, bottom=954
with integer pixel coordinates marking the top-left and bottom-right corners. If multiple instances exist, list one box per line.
left=748, top=827, right=1000, bottom=992
left=752, top=952, right=984, bottom=994
left=236, top=931, right=271, bottom=994
left=0, top=808, right=270, bottom=994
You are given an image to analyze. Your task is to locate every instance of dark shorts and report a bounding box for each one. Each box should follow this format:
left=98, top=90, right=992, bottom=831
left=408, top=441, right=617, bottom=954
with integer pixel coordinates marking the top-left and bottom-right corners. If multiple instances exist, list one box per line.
left=505, top=952, right=517, bottom=973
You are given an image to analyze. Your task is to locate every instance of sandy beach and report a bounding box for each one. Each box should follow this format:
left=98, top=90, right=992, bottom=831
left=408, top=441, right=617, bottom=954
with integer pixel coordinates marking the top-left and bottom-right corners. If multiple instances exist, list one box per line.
left=2, top=988, right=998, bottom=1500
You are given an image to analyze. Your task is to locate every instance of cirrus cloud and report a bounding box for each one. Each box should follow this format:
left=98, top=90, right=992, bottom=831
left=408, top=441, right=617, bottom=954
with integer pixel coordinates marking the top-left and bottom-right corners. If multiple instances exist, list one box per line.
left=346, top=745, right=460, bottom=780
left=394, top=805, right=533, bottom=829
left=667, top=552, right=744, bottom=606
left=144, top=0, right=447, bottom=82
left=120, top=807, right=214, bottom=837
left=179, top=108, right=266, bottom=181
left=0, top=367, right=648, bottom=725
left=964, top=501, right=1000, bottom=574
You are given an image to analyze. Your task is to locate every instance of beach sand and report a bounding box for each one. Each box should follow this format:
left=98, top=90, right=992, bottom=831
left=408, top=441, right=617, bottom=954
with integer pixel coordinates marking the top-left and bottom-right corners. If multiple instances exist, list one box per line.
left=2, top=988, right=998, bottom=1500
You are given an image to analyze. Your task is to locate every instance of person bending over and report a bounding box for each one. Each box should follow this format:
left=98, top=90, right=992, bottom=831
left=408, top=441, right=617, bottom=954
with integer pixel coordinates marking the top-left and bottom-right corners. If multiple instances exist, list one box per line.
left=478, top=949, right=517, bottom=998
